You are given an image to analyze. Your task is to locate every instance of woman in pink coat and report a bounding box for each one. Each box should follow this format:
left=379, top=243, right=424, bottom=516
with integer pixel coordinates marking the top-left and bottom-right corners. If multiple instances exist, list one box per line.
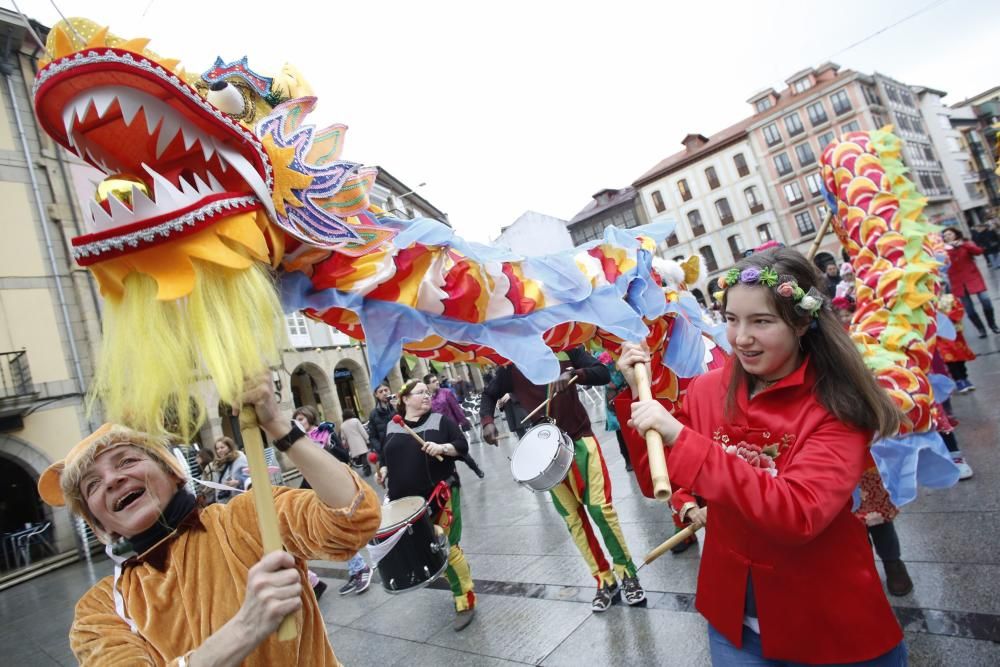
left=942, top=227, right=998, bottom=338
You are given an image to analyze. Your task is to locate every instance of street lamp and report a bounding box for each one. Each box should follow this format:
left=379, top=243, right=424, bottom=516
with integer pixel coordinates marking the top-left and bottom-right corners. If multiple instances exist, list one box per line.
left=386, top=182, right=427, bottom=218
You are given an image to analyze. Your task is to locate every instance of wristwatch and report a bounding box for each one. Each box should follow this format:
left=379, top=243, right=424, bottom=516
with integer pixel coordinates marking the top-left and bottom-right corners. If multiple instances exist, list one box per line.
left=272, top=423, right=306, bottom=452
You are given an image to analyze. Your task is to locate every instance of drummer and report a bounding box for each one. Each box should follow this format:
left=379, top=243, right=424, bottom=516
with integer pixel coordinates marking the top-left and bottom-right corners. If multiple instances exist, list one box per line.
left=375, top=378, right=477, bottom=631
left=480, top=347, right=646, bottom=612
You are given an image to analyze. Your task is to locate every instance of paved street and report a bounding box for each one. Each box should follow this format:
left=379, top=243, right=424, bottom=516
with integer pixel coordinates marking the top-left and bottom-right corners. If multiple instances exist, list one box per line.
left=4, top=294, right=1000, bottom=665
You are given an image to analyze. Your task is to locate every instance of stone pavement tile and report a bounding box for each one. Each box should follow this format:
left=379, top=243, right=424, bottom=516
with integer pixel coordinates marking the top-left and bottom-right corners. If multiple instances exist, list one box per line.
left=345, top=587, right=455, bottom=642
left=882, top=561, right=1000, bottom=616
left=541, top=604, right=711, bottom=666
left=0, top=639, right=62, bottom=666
left=324, top=624, right=425, bottom=665
left=317, top=574, right=396, bottom=628
left=391, top=642, right=531, bottom=666
left=426, top=592, right=593, bottom=664
left=518, top=554, right=597, bottom=588
left=893, top=511, right=1000, bottom=564
left=904, top=631, right=1000, bottom=666
left=907, top=474, right=1000, bottom=513
left=462, top=523, right=580, bottom=557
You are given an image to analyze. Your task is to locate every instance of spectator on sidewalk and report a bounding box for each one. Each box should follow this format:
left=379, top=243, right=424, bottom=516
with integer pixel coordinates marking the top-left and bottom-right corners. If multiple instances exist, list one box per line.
left=425, top=373, right=471, bottom=430
left=942, top=227, right=999, bottom=338
left=340, top=409, right=372, bottom=476
left=971, top=222, right=1000, bottom=269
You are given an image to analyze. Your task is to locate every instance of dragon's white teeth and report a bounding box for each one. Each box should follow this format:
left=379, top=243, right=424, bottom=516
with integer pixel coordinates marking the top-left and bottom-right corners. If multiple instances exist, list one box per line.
left=206, top=171, right=224, bottom=191
left=215, top=141, right=274, bottom=221
left=118, top=93, right=142, bottom=126
left=178, top=172, right=199, bottom=197
left=155, top=115, right=181, bottom=159
left=200, top=137, right=216, bottom=162
left=91, top=89, right=117, bottom=119
left=130, top=185, right=158, bottom=219
left=106, top=189, right=135, bottom=223
left=142, top=103, right=164, bottom=137
left=190, top=172, right=213, bottom=195
left=88, top=198, right=113, bottom=229
left=141, top=162, right=185, bottom=209
left=180, top=125, right=199, bottom=151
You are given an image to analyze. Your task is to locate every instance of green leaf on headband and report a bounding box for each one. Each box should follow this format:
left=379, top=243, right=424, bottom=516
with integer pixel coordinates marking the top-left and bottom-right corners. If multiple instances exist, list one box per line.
left=759, top=267, right=779, bottom=287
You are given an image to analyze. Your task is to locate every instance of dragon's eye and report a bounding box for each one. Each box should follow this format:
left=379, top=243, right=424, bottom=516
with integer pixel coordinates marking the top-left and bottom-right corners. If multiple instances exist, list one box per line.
left=205, top=80, right=247, bottom=116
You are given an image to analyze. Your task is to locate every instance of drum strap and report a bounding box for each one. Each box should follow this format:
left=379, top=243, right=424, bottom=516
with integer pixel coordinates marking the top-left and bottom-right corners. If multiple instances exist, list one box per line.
left=429, top=480, right=453, bottom=531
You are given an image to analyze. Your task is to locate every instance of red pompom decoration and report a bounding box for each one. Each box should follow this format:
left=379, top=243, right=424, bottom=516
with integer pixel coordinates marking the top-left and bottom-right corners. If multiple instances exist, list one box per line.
left=367, top=451, right=379, bottom=463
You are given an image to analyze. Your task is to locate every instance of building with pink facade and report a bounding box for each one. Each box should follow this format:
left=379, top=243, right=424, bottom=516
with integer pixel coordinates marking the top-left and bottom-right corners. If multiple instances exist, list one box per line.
left=746, top=63, right=959, bottom=267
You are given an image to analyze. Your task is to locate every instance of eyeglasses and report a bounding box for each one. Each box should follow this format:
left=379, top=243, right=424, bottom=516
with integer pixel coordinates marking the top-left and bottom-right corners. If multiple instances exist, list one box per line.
left=407, top=390, right=431, bottom=396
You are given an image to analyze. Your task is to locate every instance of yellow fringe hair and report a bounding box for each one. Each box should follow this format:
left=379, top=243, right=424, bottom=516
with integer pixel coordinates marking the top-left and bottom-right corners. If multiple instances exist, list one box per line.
left=90, top=260, right=287, bottom=442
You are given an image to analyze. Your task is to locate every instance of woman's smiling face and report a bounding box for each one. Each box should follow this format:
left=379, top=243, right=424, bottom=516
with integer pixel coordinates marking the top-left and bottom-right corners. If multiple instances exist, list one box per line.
left=80, top=445, right=180, bottom=539
left=725, top=284, right=804, bottom=382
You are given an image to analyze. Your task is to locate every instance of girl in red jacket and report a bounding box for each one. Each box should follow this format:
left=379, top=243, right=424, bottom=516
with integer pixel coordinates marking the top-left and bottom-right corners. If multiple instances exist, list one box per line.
left=617, top=248, right=906, bottom=665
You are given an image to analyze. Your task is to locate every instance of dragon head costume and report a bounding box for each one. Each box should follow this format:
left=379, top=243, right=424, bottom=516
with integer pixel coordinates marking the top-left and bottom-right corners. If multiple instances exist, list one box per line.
left=34, top=17, right=729, bottom=445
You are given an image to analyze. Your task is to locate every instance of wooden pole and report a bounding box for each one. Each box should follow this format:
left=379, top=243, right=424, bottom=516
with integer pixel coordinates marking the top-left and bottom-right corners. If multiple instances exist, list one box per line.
left=806, top=212, right=834, bottom=261
left=232, top=410, right=298, bottom=641
left=391, top=415, right=445, bottom=461
left=636, top=524, right=702, bottom=571
left=520, top=375, right=579, bottom=425
left=633, top=363, right=671, bottom=502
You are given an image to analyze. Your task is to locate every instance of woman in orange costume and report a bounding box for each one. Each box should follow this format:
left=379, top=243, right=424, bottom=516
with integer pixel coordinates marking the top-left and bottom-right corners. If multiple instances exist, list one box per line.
left=38, top=377, right=380, bottom=666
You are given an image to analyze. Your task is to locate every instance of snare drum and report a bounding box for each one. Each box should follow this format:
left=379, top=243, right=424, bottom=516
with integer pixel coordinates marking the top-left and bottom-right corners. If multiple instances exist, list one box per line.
left=510, top=422, right=575, bottom=492
left=369, top=496, right=449, bottom=593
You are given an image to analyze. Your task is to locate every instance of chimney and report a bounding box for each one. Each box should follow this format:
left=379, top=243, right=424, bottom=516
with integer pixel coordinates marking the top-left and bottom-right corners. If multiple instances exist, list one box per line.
left=681, top=133, right=709, bottom=151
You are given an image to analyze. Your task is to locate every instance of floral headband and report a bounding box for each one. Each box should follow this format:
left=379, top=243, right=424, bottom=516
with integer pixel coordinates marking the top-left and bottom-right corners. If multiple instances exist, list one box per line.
left=715, top=266, right=824, bottom=319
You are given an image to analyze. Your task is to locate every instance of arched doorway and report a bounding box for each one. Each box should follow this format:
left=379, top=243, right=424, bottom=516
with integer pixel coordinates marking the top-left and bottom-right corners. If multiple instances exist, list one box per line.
left=0, top=437, right=67, bottom=572
left=334, top=358, right=371, bottom=420
left=289, top=362, right=337, bottom=422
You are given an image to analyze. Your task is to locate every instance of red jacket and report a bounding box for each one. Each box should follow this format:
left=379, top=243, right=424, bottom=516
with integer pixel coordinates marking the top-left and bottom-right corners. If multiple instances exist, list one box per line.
left=945, top=240, right=986, bottom=297
left=615, top=358, right=902, bottom=664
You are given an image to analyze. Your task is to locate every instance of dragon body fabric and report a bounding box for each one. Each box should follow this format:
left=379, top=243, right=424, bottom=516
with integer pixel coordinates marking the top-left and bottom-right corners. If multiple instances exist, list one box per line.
left=34, top=19, right=726, bottom=439
left=820, top=129, right=959, bottom=505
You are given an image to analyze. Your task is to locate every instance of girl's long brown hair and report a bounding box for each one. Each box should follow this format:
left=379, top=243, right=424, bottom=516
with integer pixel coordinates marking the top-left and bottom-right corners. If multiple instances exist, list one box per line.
left=722, top=248, right=902, bottom=440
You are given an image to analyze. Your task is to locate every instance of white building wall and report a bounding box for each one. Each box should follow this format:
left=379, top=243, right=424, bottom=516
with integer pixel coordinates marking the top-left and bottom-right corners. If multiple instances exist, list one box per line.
left=637, top=138, right=783, bottom=294
left=916, top=96, right=989, bottom=216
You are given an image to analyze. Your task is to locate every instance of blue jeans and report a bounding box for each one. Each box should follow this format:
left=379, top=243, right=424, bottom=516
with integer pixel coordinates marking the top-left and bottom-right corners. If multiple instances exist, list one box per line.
left=347, top=553, right=367, bottom=576
left=708, top=625, right=907, bottom=666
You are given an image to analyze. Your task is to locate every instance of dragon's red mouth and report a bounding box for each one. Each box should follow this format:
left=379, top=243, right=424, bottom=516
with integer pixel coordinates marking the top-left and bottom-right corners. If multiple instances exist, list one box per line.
left=33, top=48, right=275, bottom=262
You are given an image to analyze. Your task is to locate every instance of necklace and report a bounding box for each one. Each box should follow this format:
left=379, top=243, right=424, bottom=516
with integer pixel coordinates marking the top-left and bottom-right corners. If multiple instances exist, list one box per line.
left=749, top=377, right=778, bottom=399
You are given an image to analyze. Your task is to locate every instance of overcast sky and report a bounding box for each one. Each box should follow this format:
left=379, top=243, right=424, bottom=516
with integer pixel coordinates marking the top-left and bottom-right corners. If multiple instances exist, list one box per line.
left=11, top=0, right=1000, bottom=242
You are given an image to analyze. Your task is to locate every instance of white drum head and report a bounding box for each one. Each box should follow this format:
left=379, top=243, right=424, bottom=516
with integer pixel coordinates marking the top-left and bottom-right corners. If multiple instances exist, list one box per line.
left=511, top=423, right=564, bottom=481
left=379, top=496, right=426, bottom=532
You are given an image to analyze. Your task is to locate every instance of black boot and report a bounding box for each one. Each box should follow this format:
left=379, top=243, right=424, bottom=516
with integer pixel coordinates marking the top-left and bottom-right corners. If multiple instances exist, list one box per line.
left=966, top=307, right=987, bottom=337
left=984, top=305, right=1000, bottom=334
left=883, top=560, right=913, bottom=596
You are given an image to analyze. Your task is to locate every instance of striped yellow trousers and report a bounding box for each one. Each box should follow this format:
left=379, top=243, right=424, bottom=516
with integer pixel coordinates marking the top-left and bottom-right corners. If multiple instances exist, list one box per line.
left=549, top=435, right=636, bottom=587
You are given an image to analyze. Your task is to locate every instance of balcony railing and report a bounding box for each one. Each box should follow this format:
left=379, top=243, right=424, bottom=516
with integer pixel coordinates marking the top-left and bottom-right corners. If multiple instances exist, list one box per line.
left=0, top=351, right=33, bottom=399
left=0, top=351, right=38, bottom=419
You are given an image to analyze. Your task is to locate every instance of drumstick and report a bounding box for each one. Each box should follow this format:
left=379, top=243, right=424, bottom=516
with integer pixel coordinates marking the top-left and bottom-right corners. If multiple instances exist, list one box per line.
left=392, top=415, right=445, bottom=461
left=520, top=375, right=579, bottom=425
left=636, top=524, right=702, bottom=571
left=634, top=362, right=672, bottom=502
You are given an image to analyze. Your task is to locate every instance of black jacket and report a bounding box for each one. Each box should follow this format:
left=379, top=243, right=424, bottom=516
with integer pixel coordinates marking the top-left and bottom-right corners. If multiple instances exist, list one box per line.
left=480, top=346, right=609, bottom=440
left=367, top=401, right=395, bottom=456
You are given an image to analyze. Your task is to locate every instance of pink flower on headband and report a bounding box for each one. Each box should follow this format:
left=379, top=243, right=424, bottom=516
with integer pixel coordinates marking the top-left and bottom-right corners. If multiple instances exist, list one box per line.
left=776, top=282, right=795, bottom=298
left=597, top=351, right=613, bottom=364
